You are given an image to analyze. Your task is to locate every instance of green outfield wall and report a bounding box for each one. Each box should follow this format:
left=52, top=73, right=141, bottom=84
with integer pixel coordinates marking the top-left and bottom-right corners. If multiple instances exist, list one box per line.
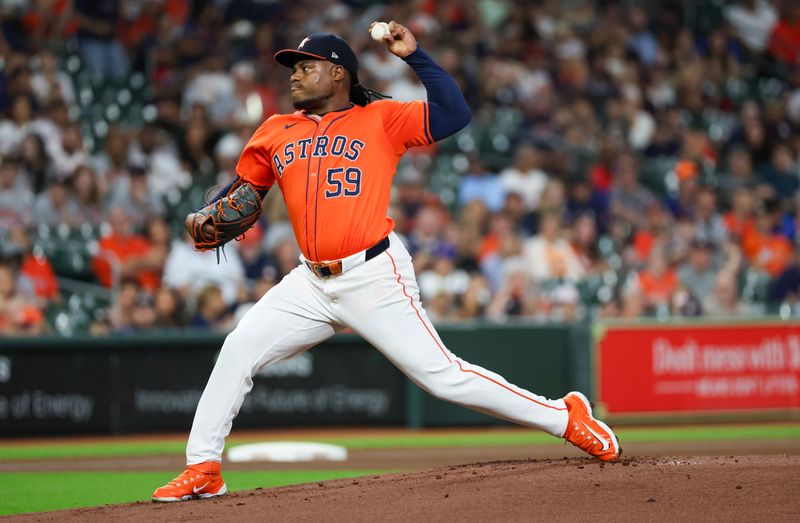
left=0, top=323, right=590, bottom=436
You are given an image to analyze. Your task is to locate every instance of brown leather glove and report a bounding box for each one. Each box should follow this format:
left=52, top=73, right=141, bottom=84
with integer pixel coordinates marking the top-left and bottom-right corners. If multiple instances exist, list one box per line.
left=186, top=181, right=263, bottom=251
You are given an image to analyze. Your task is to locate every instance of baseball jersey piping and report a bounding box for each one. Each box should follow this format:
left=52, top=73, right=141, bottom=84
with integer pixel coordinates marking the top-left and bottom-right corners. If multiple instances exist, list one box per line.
left=301, top=115, right=321, bottom=261
left=422, top=102, right=433, bottom=145
left=314, top=112, right=352, bottom=262
left=385, top=250, right=567, bottom=412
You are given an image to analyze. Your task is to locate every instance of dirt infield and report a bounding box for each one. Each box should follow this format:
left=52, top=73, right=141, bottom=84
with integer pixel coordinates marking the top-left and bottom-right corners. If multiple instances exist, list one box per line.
left=7, top=455, right=799, bottom=522
left=3, top=437, right=800, bottom=473
left=3, top=429, right=799, bottom=520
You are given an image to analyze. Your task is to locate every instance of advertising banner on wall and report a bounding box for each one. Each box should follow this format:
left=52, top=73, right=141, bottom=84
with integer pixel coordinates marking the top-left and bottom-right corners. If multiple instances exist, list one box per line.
left=598, top=323, right=800, bottom=416
left=0, top=349, right=113, bottom=434
left=0, top=336, right=407, bottom=436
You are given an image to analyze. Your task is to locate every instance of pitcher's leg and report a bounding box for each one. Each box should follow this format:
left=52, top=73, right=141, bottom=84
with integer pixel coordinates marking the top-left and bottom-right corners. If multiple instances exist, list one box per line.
left=335, top=239, right=568, bottom=437
left=186, top=268, right=335, bottom=464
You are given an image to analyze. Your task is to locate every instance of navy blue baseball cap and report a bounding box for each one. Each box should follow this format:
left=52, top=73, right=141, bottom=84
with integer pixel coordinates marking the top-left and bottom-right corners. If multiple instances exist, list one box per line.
left=275, top=33, right=388, bottom=106
left=275, top=33, right=360, bottom=83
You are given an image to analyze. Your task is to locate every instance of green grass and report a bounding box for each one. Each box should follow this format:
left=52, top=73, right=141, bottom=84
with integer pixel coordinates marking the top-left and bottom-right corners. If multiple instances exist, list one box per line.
left=1, top=424, right=798, bottom=461
left=0, top=470, right=386, bottom=516
left=1, top=424, right=798, bottom=516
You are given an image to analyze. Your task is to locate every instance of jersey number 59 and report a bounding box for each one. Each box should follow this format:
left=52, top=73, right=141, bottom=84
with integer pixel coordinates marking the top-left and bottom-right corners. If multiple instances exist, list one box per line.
left=324, top=167, right=362, bottom=198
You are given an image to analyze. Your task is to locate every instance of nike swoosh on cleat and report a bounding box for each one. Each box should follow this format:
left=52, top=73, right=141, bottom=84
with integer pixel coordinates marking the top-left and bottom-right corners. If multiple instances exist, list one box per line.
left=284, top=122, right=299, bottom=129
left=582, top=422, right=610, bottom=451
left=193, top=482, right=209, bottom=494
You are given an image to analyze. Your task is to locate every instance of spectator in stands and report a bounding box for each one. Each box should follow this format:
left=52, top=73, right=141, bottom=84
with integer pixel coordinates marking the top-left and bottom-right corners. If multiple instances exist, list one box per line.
left=609, top=151, right=655, bottom=226
left=153, top=286, right=186, bottom=329
left=19, top=133, right=51, bottom=194
left=719, top=148, right=758, bottom=202
left=20, top=0, right=77, bottom=50
left=92, top=125, right=131, bottom=192
left=458, top=155, right=505, bottom=213
left=725, top=0, right=778, bottom=54
left=128, top=291, right=158, bottom=333
left=142, top=216, right=172, bottom=279
left=693, top=186, right=729, bottom=248
left=631, top=200, right=672, bottom=267
left=743, top=204, right=793, bottom=277
left=183, top=55, right=236, bottom=127
left=665, top=160, right=701, bottom=219
left=392, top=165, right=427, bottom=234
left=501, top=191, right=537, bottom=237
left=0, top=157, right=35, bottom=231
left=523, top=210, right=585, bottom=283
left=33, top=176, right=80, bottom=227
left=569, top=212, right=602, bottom=276
left=108, top=165, right=166, bottom=228
left=637, top=247, right=679, bottom=312
left=418, top=243, right=470, bottom=312
left=407, top=203, right=448, bottom=261
left=498, top=144, right=549, bottom=213
left=49, top=123, right=89, bottom=181
left=758, top=143, right=799, bottom=197
left=565, top=176, right=607, bottom=230
left=678, top=238, right=721, bottom=312
left=669, top=285, right=703, bottom=317
left=705, top=269, right=752, bottom=317
left=627, top=6, right=659, bottom=67
left=537, top=178, right=568, bottom=216
left=454, top=274, right=492, bottom=320
left=622, top=85, right=656, bottom=151
left=108, top=278, right=139, bottom=332
left=768, top=2, right=800, bottom=65
left=486, top=261, right=538, bottom=321
left=70, top=165, right=105, bottom=226
left=30, top=50, right=75, bottom=107
left=479, top=211, right=524, bottom=291
left=190, top=285, right=233, bottom=331
left=208, top=61, right=275, bottom=127
left=619, top=278, right=646, bottom=318
left=73, top=0, right=129, bottom=79
left=782, top=192, right=800, bottom=242
left=237, top=223, right=271, bottom=282
left=213, top=133, right=244, bottom=189
left=768, top=243, right=800, bottom=304
left=723, top=187, right=757, bottom=243
left=162, top=232, right=244, bottom=306
left=270, top=237, right=304, bottom=281
left=178, top=112, right=216, bottom=184
left=0, top=95, right=35, bottom=157
left=128, top=124, right=191, bottom=200
left=0, top=262, right=45, bottom=335
left=7, top=225, right=58, bottom=304
left=92, top=207, right=159, bottom=289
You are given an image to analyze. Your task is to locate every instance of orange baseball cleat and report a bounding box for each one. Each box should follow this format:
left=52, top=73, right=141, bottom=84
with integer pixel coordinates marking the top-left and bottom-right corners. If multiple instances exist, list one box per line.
left=151, top=461, right=227, bottom=502
left=562, top=391, right=621, bottom=462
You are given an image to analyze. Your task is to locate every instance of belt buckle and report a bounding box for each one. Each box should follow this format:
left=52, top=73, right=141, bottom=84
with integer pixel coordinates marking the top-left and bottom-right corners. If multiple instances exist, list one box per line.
left=309, top=260, right=343, bottom=277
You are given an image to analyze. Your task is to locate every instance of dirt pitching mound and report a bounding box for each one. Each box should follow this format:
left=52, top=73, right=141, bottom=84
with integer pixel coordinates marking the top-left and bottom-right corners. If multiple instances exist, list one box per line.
left=9, top=455, right=799, bottom=522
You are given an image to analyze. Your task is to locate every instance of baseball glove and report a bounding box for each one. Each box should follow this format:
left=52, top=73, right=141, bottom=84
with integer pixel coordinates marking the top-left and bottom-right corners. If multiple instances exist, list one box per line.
left=188, top=180, right=263, bottom=251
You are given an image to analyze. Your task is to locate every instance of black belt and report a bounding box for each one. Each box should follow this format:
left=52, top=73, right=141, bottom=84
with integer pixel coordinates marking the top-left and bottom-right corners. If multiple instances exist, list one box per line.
left=365, top=236, right=390, bottom=261
left=306, top=236, right=390, bottom=277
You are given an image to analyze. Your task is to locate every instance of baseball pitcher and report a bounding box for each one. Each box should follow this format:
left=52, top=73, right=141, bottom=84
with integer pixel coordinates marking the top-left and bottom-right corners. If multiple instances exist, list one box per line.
left=152, top=22, right=619, bottom=502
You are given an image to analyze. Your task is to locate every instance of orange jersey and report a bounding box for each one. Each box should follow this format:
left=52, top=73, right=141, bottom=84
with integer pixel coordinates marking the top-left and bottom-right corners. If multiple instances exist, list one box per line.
left=237, top=100, right=432, bottom=262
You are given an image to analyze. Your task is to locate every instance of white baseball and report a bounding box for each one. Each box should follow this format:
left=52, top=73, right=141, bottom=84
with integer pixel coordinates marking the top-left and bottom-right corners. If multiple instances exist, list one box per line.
left=370, top=22, right=390, bottom=41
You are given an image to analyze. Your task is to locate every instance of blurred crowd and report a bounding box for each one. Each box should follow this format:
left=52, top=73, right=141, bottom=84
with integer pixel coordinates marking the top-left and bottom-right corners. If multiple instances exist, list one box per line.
left=0, top=0, right=799, bottom=336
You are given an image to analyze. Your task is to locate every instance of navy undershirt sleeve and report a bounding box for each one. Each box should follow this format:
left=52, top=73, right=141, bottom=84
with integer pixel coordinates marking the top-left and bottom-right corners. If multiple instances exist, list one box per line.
left=402, top=47, right=471, bottom=141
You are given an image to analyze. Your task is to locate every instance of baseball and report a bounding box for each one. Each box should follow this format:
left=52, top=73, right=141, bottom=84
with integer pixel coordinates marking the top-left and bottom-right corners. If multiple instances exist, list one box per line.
left=370, top=22, right=390, bottom=41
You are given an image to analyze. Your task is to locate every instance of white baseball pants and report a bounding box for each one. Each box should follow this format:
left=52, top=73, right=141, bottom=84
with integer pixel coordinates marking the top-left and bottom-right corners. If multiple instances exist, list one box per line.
left=186, top=232, right=569, bottom=464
